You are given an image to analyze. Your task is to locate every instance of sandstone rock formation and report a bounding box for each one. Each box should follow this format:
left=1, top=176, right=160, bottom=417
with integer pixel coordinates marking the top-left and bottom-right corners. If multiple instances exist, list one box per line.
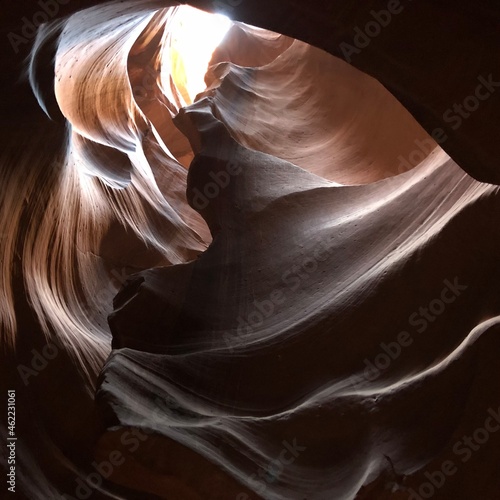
left=1, top=1, right=500, bottom=499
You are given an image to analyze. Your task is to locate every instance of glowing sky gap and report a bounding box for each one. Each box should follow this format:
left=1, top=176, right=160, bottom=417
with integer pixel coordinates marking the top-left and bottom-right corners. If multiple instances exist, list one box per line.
left=164, top=6, right=232, bottom=104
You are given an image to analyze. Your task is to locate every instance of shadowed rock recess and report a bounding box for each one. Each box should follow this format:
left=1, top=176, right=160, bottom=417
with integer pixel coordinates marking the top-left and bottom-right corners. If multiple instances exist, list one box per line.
left=2, top=1, right=500, bottom=499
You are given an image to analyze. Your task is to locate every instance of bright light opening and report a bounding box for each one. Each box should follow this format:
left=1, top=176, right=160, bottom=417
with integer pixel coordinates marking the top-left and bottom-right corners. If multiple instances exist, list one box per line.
left=166, top=6, right=232, bottom=105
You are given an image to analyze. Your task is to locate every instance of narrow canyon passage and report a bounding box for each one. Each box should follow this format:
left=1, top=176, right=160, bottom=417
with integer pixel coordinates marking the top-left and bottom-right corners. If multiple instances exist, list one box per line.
left=1, top=2, right=500, bottom=499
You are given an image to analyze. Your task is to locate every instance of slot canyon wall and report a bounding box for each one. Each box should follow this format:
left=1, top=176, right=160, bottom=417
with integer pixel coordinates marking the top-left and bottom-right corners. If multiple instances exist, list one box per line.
left=1, top=1, right=500, bottom=499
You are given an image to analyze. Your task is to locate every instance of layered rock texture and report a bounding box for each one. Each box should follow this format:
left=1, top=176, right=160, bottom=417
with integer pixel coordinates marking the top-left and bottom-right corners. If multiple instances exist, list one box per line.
left=1, top=1, right=500, bottom=499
